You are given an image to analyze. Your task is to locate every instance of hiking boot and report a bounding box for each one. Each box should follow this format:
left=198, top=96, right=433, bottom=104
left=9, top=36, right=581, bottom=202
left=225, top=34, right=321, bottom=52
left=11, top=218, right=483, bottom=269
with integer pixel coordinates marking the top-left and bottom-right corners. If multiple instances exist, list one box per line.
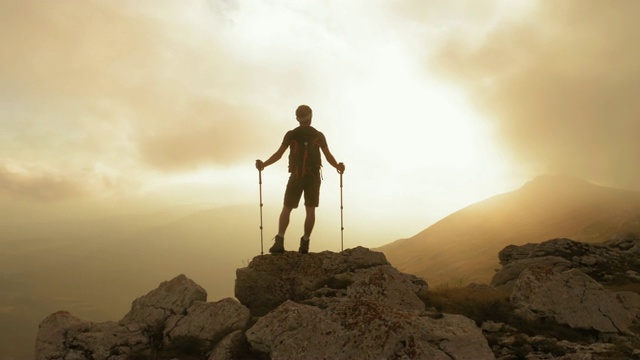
left=299, top=237, right=310, bottom=254
left=269, top=235, right=285, bottom=254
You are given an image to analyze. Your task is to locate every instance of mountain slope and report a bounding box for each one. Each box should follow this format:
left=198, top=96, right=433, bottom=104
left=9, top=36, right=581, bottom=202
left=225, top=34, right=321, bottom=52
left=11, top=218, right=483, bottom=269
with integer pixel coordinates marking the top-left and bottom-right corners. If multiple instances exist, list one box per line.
left=377, top=174, right=640, bottom=285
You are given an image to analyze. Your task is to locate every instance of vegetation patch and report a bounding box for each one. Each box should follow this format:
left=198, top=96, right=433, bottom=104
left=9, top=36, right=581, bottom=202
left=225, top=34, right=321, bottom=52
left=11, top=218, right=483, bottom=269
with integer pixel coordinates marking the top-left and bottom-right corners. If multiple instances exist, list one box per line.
left=421, top=285, right=597, bottom=343
left=422, top=284, right=513, bottom=325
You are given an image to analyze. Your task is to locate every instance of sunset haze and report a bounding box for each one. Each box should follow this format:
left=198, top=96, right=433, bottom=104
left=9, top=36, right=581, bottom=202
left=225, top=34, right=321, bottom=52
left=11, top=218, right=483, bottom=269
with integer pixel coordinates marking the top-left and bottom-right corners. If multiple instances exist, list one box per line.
left=2, top=0, right=640, bottom=358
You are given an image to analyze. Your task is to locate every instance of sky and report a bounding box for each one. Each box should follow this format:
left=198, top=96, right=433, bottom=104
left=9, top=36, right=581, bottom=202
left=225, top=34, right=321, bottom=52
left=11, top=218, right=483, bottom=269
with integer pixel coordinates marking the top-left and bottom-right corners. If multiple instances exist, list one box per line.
left=1, top=0, right=639, bottom=246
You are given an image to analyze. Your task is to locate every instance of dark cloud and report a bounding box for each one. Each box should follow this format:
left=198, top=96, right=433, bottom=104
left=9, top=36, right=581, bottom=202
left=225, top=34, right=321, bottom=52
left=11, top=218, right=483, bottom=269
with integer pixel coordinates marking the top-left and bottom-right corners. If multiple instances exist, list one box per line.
left=0, top=163, right=87, bottom=202
left=430, top=1, right=640, bottom=190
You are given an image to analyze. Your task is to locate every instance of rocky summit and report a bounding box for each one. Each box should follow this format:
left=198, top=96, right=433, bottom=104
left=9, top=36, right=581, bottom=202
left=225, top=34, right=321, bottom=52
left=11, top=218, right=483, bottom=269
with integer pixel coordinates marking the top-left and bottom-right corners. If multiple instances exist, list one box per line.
left=36, top=247, right=494, bottom=359
left=35, top=239, right=640, bottom=359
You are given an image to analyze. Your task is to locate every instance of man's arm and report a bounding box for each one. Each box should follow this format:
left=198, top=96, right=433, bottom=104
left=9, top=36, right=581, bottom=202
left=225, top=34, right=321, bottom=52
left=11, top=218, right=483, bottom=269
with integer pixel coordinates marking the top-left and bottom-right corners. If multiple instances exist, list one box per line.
left=321, top=145, right=345, bottom=174
left=256, top=143, right=288, bottom=171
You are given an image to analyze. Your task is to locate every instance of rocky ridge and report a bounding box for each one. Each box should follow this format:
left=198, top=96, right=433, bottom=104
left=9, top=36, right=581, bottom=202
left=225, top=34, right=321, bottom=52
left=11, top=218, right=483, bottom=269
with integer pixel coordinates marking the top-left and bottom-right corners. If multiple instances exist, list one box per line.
left=36, top=238, right=640, bottom=359
left=36, top=247, right=493, bottom=359
left=492, top=234, right=640, bottom=290
left=486, top=235, right=640, bottom=358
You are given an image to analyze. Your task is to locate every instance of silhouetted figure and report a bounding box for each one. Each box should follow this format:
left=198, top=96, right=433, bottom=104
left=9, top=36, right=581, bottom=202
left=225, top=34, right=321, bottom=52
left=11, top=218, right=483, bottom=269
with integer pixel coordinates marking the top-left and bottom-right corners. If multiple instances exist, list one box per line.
left=256, top=105, right=345, bottom=254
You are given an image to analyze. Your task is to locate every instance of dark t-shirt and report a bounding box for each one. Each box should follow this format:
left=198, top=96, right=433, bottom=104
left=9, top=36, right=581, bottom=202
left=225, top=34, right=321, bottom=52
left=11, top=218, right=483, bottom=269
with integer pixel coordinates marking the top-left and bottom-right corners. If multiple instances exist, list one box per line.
left=282, top=126, right=327, bottom=147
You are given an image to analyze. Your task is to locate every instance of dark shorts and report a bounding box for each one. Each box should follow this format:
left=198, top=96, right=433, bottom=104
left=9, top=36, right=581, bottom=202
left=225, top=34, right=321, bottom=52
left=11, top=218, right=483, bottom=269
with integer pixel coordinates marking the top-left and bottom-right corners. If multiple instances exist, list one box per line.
left=284, top=172, right=321, bottom=208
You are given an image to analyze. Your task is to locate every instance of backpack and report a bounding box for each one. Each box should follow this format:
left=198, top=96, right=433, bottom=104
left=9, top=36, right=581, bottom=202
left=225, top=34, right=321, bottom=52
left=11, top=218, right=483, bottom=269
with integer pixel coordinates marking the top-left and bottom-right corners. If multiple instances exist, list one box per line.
left=288, top=126, right=323, bottom=177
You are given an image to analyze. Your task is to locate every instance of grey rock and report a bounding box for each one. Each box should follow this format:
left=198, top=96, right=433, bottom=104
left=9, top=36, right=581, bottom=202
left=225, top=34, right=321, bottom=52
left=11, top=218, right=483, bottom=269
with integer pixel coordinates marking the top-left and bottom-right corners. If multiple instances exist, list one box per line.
left=242, top=248, right=493, bottom=359
left=511, top=265, right=640, bottom=333
left=346, top=265, right=427, bottom=312
left=234, top=246, right=422, bottom=316
left=36, top=274, right=243, bottom=360
left=164, top=297, right=250, bottom=346
left=35, top=311, right=87, bottom=360
left=604, top=233, right=640, bottom=254
left=246, top=300, right=494, bottom=360
left=120, top=274, right=207, bottom=327
left=482, top=321, right=506, bottom=332
left=208, top=330, right=250, bottom=360
left=35, top=311, right=148, bottom=360
left=491, top=255, right=572, bottom=290
left=492, top=238, right=640, bottom=289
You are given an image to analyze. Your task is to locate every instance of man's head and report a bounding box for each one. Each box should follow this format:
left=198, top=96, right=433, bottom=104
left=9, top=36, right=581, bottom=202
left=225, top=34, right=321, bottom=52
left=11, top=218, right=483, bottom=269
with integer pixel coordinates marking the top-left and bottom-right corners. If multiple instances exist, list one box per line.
left=296, top=105, right=312, bottom=124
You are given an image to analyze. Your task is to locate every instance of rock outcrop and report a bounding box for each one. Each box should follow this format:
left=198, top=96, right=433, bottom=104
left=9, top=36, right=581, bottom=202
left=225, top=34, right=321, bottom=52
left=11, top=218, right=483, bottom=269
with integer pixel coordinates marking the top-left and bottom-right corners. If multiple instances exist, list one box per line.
left=36, top=247, right=494, bottom=359
left=36, top=312, right=149, bottom=359
left=511, top=264, right=640, bottom=333
left=36, top=239, right=640, bottom=359
left=490, top=237, right=640, bottom=336
left=120, top=274, right=208, bottom=327
left=491, top=236, right=640, bottom=290
left=240, top=250, right=493, bottom=359
left=235, top=246, right=426, bottom=316
left=247, top=300, right=491, bottom=360
left=36, top=274, right=250, bottom=359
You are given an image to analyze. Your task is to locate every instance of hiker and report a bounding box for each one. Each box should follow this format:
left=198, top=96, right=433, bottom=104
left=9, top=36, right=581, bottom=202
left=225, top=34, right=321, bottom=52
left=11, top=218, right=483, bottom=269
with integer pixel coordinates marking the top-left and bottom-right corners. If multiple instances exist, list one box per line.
left=256, top=105, right=345, bottom=254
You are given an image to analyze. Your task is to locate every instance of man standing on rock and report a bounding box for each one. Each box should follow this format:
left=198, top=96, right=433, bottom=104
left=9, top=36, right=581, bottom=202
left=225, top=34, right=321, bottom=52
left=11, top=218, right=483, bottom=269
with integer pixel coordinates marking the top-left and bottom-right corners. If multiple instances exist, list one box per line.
left=256, top=105, right=345, bottom=254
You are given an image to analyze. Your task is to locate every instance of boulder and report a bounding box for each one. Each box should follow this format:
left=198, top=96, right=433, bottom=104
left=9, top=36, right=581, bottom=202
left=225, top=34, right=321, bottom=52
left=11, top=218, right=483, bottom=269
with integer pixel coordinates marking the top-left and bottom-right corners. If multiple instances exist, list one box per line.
left=35, top=274, right=247, bottom=360
left=235, top=246, right=414, bottom=315
left=36, top=311, right=88, bottom=359
left=492, top=238, right=640, bottom=289
left=346, top=265, right=428, bottom=312
left=604, top=233, right=640, bottom=254
left=164, top=297, right=250, bottom=347
left=35, top=311, right=148, bottom=360
left=120, top=274, right=207, bottom=327
left=241, top=247, right=494, bottom=359
left=247, top=299, right=493, bottom=360
left=491, top=255, right=571, bottom=290
left=511, top=265, right=640, bottom=333
left=208, top=330, right=251, bottom=360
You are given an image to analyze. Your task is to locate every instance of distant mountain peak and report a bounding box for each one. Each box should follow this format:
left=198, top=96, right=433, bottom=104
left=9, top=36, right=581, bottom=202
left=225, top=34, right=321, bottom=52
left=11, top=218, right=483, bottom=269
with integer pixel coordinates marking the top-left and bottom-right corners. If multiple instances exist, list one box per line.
left=379, top=173, right=640, bottom=286
left=521, top=173, right=593, bottom=191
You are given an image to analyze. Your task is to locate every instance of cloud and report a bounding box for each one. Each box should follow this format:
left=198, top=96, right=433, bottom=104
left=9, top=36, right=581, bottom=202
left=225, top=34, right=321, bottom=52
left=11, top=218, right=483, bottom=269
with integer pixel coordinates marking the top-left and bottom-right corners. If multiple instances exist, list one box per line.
left=0, top=0, right=275, bottom=175
left=136, top=97, right=270, bottom=170
left=429, top=0, right=640, bottom=190
left=0, top=158, right=139, bottom=202
left=0, top=162, right=87, bottom=201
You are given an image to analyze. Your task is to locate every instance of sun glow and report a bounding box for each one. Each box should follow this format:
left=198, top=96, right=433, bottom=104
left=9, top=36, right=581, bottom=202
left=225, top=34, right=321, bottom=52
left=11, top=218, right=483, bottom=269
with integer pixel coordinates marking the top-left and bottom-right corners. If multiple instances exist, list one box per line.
left=333, top=46, right=514, bottom=230
left=141, top=6, right=521, bottom=242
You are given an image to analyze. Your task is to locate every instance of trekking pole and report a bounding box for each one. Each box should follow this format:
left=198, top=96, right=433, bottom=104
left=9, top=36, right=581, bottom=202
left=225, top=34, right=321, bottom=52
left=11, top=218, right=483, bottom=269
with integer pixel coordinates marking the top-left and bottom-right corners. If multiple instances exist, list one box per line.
left=340, top=171, right=344, bottom=252
left=258, top=167, right=264, bottom=255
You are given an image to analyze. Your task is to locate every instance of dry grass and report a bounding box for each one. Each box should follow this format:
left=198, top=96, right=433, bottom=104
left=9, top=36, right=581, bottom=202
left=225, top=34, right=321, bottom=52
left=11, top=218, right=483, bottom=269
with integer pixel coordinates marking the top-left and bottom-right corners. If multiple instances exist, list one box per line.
left=420, top=284, right=598, bottom=343
left=422, top=284, right=513, bottom=325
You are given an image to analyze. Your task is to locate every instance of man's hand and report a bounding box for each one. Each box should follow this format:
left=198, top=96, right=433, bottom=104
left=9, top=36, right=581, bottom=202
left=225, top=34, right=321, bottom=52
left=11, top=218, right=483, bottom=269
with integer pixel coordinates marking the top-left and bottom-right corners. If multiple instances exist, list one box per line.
left=337, top=162, right=345, bottom=174
left=255, top=159, right=265, bottom=171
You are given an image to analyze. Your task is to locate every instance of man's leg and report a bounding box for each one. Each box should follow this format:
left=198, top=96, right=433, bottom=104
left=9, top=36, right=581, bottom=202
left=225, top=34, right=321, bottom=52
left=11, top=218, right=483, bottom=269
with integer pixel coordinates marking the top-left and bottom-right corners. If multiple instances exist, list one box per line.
left=303, top=206, right=316, bottom=238
left=278, top=205, right=293, bottom=236
left=269, top=205, right=292, bottom=254
left=298, top=206, right=315, bottom=254
left=270, top=175, right=303, bottom=254
left=299, top=173, right=320, bottom=254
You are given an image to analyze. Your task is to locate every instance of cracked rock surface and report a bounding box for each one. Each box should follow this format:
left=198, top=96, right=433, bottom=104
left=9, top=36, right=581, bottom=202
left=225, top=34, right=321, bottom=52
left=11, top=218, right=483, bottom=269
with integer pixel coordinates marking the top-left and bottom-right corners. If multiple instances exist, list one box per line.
left=492, top=236, right=640, bottom=290
left=36, top=247, right=493, bottom=359
left=120, top=274, right=207, bottom=327
left=511, top=264, right=640, bottom=333
left=35, top=274, right=249, bottom=360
